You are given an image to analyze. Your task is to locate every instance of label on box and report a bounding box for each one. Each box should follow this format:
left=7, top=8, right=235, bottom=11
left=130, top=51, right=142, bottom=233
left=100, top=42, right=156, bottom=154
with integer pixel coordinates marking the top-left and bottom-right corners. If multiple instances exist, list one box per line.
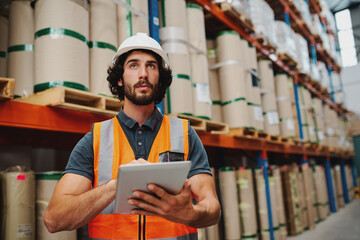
left=196, top=83, right=211, bottom=103
left=254, top=106, right=264, bottom=121
left=286, top=118, right=295, bottom=130
left=17, top=224, right=32, bottom=238
left=17, top=174, right=26, bottom=181
left=327, top=128, right=334, bottom=136
left=309, top=126, right=315, bottom=136
left=267, top=111, right=279, bottom=125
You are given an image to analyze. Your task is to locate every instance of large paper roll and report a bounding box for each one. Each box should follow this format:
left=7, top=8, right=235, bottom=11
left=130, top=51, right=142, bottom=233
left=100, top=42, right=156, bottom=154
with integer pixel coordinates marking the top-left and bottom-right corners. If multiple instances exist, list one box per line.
left=269, top=175, right=280, bottom=240
left=1, top=166, right=35, bottom=240
left=207, top=41, right=222, bottom=123
left=89, top=0, right=117, bottom=96
left=160, top=0, right=188, bottom=37
left=273, top=168, right=287, bottom=240
left=236, top=168, right=258, bottom=240
left=216, top=31, right=249, bottom=128
left=34, top=0, right=89, bottom=92
left=0, top=16, right=8, bottom=77
left=117, top=0, right=149, bottom=44
left=255, top=169, right=270, bottom=240
left=206, top=168, right=220, bottom=240
left=160, top=27, right=193, bottom=115
left=219, top=167, right=241, bottom=240
left=36, top=172, right=76, bottom=240
left=7, top=1, right=34, bottom=97
left=187, top=4, right=211, bottom=119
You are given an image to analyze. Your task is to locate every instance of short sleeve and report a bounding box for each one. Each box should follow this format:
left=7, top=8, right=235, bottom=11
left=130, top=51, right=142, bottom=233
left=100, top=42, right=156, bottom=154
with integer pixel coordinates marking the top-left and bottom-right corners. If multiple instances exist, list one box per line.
left=187, top=124, right=212, bottom=179
left=63, top=131, right=94, bottom=182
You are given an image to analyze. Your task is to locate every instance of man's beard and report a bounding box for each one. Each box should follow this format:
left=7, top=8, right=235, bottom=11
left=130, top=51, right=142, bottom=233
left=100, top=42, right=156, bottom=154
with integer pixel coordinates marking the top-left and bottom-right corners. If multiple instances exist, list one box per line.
left=123, top=79, right=160, bottom=105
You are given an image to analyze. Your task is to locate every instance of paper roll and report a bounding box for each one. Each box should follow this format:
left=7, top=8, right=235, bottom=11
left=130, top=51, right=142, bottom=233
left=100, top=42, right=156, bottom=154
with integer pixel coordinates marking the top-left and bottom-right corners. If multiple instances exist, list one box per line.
left=89, top=0, right=117, bottom=96
left=117, top=0, right=149, bottom=44
left=269, top=175, right=280, bottom=240
left=34, top=0, right=89, bottom=91
left=273, top=168, right=287, bottom=240
left=219, top=167, right=241, bottom=240
left=236, top=169, right=258, bottom=240
left=207, top=43, right=223, bottom=123
left=187, top=4, right=211, bottom=119
left=258, top=59, right=275, bottom=91
left=255, top=169, right=269, bottom=238
left=216, top=31, right=242, bottom=62
left=1, top=166, right=35, bottom=240
left=0, top=16, right=8, bottom=77
left=36, top=172, right=77, bottom=240
left=206, top=168, right=220, bottom=240
left=7, top=1, right=34, bottom=97
left=160, top=0, right=188, bottom=38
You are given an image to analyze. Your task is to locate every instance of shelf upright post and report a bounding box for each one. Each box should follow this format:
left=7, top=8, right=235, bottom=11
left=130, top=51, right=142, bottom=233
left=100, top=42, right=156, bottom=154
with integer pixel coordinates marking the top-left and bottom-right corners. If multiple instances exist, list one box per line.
left=284, top=9, right=290, bottom=26
left=256, top=150, right=274, bottom=240
left=293, top=75, right=304, bottom=140
left=340, top=158, right=350, bottom=204
left=148, top=0, right=164, bottom=113
left=351, top=160, right=358, bottom=188
left=324, top=154, right=337, bottom=213
left=327, top=65, right=336, bottom=104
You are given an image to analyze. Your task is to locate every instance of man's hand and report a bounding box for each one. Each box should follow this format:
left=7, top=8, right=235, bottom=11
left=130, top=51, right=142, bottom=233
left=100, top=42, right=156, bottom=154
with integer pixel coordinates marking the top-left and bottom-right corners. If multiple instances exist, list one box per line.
left=128, top=179, right=196, bottom=226
left=127, top=158, right=151, bottom=165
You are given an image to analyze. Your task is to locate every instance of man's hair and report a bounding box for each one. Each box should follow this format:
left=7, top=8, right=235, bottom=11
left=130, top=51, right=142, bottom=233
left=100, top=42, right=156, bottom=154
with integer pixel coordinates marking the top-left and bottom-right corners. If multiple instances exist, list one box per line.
left=107, top=49, right=172, bottom=104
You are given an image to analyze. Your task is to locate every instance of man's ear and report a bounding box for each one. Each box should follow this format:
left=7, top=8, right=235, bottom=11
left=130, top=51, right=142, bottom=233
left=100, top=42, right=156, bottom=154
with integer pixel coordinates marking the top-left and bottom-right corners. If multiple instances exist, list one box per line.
left=118, top=78, right=123, bottom=87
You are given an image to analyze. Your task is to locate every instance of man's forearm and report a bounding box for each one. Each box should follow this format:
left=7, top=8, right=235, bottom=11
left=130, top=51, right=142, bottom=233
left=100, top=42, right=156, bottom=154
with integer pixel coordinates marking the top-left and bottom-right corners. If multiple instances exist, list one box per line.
left=188, top=199, right=221, bottom=228
left=44, top=179, right=116, bottom=233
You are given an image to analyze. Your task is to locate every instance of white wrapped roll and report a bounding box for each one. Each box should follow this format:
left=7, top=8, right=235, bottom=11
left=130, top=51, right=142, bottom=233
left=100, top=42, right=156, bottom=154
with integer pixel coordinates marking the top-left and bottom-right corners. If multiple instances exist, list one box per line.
left=34, top=0, right=89, bottom=92
left=8, top=1, right=34, bottom=97
left=89, top=0, right=117, bottom=96
left=0, top=16, right=8, bottom=77
left=36, top=172, right=76, bottom=240
left=117, top=0, right=149, bottom=44
left=187, top=4, right=211, bottom=119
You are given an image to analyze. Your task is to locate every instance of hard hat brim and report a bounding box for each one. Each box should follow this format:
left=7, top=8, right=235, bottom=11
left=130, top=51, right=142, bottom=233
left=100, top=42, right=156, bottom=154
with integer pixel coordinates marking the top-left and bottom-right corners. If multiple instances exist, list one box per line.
left=112, top=46, right=169, bottom=65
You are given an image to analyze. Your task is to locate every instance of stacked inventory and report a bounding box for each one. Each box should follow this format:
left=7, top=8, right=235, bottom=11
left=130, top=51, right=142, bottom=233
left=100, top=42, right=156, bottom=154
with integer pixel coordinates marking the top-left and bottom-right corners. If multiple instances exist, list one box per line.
left=275, top=21, right=297, bottom=62
left=258, top=59, right=280, bottom=136
left=312, top=97, right=326, bottom=145
left=275, top=74, right=296, bottom=138
left=299, top=86, right=316, bottom=142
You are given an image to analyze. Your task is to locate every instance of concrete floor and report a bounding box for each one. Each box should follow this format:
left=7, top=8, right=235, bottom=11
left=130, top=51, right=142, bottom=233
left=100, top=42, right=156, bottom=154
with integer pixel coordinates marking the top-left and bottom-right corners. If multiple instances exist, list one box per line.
left=287, top=198, right=360, bottom=240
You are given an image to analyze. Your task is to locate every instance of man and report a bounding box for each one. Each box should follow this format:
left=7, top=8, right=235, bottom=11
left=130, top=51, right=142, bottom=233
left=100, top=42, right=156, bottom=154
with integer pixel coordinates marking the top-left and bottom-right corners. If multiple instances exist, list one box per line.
left=44, top=32, right=221, bottom=239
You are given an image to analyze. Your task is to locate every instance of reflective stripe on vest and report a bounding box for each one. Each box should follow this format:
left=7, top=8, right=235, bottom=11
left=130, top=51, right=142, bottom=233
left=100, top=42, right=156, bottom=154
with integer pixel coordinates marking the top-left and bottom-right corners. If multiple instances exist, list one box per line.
left=89, top=115, right=197, bottom=240
left=90, top=232, right=198, bottom=240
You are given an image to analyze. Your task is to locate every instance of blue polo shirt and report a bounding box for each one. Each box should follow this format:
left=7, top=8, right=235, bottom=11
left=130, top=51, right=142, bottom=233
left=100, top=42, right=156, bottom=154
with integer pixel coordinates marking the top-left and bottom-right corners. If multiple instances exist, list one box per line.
left=64, top=108, right=211, bottom=182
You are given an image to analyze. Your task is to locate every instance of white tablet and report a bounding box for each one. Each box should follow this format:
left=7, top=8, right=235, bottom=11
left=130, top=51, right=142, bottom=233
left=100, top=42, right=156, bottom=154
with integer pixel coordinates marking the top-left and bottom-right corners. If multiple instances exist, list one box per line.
left=114, top=161, right=192, bottom=214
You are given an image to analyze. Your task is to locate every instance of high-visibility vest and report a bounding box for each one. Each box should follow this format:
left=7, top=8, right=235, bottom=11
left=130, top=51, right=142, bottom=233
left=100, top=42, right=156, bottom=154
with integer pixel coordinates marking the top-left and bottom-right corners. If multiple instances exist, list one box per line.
left=88, top=115, right=198, bottom=240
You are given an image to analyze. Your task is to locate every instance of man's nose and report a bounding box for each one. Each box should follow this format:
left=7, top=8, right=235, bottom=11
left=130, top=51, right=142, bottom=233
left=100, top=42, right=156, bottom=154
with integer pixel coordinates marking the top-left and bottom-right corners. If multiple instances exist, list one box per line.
left=139, top=65, right=148, bottom=79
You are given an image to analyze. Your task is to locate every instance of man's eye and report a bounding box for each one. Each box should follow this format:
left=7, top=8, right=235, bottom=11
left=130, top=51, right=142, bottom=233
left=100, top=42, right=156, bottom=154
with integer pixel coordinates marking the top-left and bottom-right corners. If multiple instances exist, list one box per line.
left=130, top=64, right=137, bottom=68
left=147, top=64, right=156, bottom=69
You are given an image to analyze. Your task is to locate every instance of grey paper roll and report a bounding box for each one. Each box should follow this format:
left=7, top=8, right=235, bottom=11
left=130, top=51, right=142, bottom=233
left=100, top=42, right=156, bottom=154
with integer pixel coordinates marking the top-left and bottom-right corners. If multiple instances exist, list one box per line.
left=0, top=16, right=8, bottom=77
left=7, top=1, right=34, bottom=97
left=36, top=172, right=77, bottom=240
left=89, top=0, right=117, bottom=96
left=1, top=166, right=35, bottom=240
left=219, top=167, right=241, bottom=240
left=34, top=0, right=89, bottom=92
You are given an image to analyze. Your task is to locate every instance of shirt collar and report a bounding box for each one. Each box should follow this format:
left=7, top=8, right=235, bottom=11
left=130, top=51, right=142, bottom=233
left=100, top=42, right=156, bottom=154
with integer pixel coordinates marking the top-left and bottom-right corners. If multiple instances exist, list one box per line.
left=117, top=107, right=163, bottom=131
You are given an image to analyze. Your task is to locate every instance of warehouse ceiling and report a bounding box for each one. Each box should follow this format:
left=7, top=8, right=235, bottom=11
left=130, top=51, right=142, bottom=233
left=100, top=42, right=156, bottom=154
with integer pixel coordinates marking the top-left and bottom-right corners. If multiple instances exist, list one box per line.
left=326, top=0, right=360, bottom=13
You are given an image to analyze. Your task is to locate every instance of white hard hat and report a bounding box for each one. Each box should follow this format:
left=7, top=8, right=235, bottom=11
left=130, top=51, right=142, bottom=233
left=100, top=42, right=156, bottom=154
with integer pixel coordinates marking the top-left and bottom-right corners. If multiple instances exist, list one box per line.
left=112, top=32, right=169, bottom=65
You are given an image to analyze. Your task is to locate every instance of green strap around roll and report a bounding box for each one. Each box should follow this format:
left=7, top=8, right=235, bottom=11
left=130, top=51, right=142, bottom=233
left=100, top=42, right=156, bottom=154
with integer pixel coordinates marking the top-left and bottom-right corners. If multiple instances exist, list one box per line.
left=222, top=97, right=246, bottom=106
left=35, top=27, right=88, bottom=45
left=88, top=41, right=117, bottom=52
left=173, top=74, right=191, bottom=80
left=34, top=81, right=88, bottom=93
left=241, top=233, right=258, bottom=239
left=212, top=100, right=221, bottom=106
left=247, top=102, right=261, bottom=107
left=8, top=44, right=34, bottom=53
left=0, top=51, right=7, bottom=58
left=36, top=172, right=62, bottom=180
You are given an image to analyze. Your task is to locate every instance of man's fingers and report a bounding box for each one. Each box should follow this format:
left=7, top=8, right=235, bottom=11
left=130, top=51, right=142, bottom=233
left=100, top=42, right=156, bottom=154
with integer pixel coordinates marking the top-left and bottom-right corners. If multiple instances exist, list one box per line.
left=147, top=184, right=170, bottom=200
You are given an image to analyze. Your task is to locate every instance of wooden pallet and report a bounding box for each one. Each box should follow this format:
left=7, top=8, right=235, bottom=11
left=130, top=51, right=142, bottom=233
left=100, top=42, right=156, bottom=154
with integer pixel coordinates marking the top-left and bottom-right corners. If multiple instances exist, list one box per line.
left=15, top=86, right=123, bottom=116
left=278, top=53, right=298, bottom=69
left=169, top=114, right=229, bottom=134
left=0, top=78, right=15, bottom=101
left=229, top=127, right=257, bottom=138
left=217, top=2, right=254, bottom=33
left=298, top=72, right=311, bottom=82
left=255, top=35, right=276, bottom=53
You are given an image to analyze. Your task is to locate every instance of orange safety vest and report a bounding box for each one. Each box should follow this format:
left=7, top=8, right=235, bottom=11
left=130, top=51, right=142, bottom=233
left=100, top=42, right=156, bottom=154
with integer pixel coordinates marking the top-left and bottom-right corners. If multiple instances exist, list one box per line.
left=88, top=115, right=198, bottom=240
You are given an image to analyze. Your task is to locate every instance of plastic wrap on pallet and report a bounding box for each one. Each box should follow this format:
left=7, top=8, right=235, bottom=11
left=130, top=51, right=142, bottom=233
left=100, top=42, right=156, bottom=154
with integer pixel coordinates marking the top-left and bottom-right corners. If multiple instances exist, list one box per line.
left=311, top=62, right=321, bottom=82
left=310, top=14, right=323, bottom=37
left=275, top=21, right=297, bottom=62
left=317, top=61, right=329, bottom=87
left=294, top=33, right=311, bottom=75
left=249, top=0, right=277, bottom=48
left=296, top=0, right=312, bottom=28
left=212, top=0, right=250, bottom=19
left=320, top=0, right=336, bottom=34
